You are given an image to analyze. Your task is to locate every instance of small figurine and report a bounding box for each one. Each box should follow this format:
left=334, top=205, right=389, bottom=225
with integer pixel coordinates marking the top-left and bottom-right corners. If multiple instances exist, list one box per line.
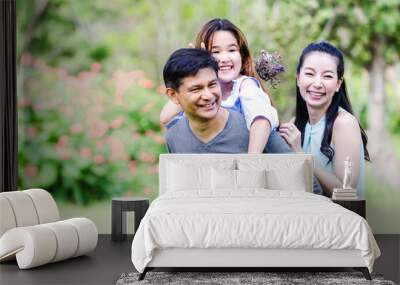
left=342, top=156, right=352, bottom=190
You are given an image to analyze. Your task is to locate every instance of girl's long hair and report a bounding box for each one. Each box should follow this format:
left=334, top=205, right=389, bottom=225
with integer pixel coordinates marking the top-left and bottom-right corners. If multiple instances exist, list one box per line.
left=294, top=41, right=370, bottom=163
left=195, top=18, right=270, bottom=94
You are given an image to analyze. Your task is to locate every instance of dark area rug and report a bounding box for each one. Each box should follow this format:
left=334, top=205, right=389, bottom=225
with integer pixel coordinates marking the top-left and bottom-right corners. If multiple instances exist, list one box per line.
left=116, top=271, right=396, bottom=285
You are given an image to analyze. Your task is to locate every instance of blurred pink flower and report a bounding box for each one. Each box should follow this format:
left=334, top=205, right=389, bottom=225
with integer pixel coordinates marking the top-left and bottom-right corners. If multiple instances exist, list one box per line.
left=138, top=78, right=154, bottom=89
left=129, top=70, right=145, bottom=80
left=78, top=71, right=94, bottom=81
left=34, top=101, right=57, bottom=110
left=128, top=160, right=138, bottom=176
left=141, top=101, right=155, bottom=113
left=55, top=67, right=68, bottom=79
left=111, top=70, right=136, bottom=105
left=89, top=121, right=108, bottom=138
left=56, top=147, right=71, bottom=161
left=27, top=127, right=38, bottom=138
left=91, top=63, right=102, bottom=73
left=24, top=165, right=38, bottom=177
left=20, top=53, right=34, bottom=66
left=110, top=116, right=125, bottom=129
left=33, top=58, right=48, bottom=71
left=94, top=154, right=106, bottom=164
left=107, top=137, right=128, bottom=161
left=59, top=106, right=74, bottom=118
left=18, top=98, right=32, bottom=108
left=55, top=137, right=71, bottom=160
left=124, top=191, right=134, bottom=197
left=145, top=130, right=165, bottom=145
left=139, top=151, right=156, bottom=163
left=70, top=124, right=83, bottom=134
left=132, top=132, right=141, bottom=140
left=146, top=165, right=158, bottom=174
left=56, top=136, right=69, bottom=147
left=80, top=147, right=92, bottom=158
left=143, top=187, right=152, bottom=196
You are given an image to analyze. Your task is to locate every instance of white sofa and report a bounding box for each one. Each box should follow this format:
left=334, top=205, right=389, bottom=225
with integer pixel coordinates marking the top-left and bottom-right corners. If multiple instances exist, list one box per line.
left=0, top=188, right=98, bottom=269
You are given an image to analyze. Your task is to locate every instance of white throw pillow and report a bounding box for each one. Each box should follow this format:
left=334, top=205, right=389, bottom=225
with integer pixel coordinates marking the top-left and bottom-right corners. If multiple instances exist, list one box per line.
left=266, top=167, right=307, bottom=191
left=211, top=169, right=268, bottom=190
left=236, top=169, right=268, bottom=189
left=166, top=159, right=236, bottom=192
left=167, top=162, right=211, bottom=191
left=237, top=158, right=309, bottom=192
left=211, top=168, right=236, bottom=190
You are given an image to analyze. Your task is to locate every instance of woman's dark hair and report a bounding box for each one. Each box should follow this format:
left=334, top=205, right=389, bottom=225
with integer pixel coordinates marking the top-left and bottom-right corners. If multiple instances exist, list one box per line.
left=294, top=41, right=370, bottom=163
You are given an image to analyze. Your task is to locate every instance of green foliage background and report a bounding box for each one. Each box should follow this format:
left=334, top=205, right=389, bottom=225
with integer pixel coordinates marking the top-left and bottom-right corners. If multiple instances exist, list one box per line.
left=17, top=0, right=400, bottom=232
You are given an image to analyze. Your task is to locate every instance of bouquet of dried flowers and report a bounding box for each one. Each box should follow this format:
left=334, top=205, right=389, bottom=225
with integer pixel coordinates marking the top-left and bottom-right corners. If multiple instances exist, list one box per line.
left=255, top=50, right=285, bottom=88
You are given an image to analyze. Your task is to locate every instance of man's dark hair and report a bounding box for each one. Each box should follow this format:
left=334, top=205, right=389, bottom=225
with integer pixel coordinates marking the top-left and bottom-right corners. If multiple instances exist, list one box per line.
left=163, top=48, right=218, bottom=90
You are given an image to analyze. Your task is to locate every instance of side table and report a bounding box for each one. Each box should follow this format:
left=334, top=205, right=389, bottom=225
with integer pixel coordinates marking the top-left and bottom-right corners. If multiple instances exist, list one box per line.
left=112, top=197, right=149, bottom=242
left=332, top=199, right=366, bottom=218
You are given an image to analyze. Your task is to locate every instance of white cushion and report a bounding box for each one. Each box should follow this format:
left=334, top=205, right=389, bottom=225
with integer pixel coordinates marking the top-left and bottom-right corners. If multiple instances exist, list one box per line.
left=42, top=221, right=79, bottom=262
left=167, top=162, right=211, bottom=191
left=267, top=168, right=307, bottom=191
left=0, top=218, right=97, bottom=269
left=236, top=169, right=268, bottom=189
left=211, top=168, right=236, bottom=190
left=64, top=218, right=98, bottom=257
left=0, top=226, right=57, bottom=269
left=24, top=189, right=60, bottom=223
left=0, top=196, right=17, bottom=237
left=237, top=158, right=310, bottom=192
left=166, top=159, right=236, bottom=192
left=211, top=169, right=268, bottom=191
left=0, top=192, right=39, bottom=227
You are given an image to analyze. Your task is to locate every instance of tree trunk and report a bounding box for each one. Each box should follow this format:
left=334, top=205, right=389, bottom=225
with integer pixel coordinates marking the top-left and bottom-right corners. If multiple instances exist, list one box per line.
left=367, top=37, right=386, bottom=141
left=367, top=38, right=400, bottom=188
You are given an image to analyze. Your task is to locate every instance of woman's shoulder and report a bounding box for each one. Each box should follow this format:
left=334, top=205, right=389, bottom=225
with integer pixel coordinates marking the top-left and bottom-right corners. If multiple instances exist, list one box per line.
left=332, top=110, right=360, bottom=138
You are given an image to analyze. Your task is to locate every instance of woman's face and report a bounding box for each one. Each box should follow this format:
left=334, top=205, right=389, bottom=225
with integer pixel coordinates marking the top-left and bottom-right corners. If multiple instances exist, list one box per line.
left=210, top=31, right=242, bottom=83
left=297, top=51, right=342, bottom=110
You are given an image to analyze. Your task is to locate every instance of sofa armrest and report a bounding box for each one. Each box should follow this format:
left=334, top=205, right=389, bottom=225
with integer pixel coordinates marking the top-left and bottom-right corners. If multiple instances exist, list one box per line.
left=0, top=218, right=98, bottom=269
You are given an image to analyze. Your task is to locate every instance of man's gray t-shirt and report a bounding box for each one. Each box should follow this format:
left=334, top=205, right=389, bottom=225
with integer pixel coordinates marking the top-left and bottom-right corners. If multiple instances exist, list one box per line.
left=166, top=109, right=248, bottom=153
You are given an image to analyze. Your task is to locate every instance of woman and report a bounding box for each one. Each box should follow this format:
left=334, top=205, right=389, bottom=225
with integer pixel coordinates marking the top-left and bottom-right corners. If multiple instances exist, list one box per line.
left=280, top=41, right=370, bottom=197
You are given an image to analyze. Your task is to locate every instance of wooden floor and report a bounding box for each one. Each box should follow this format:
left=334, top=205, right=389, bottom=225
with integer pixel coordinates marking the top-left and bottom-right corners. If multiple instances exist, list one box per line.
left=0, top=235, right=398, bottom=285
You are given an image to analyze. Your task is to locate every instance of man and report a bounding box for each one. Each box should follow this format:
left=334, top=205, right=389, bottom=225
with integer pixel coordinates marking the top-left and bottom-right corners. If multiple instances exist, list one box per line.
left=163, top=48, right=291, bottom=155
left=162, top=48, right=323, bottom=195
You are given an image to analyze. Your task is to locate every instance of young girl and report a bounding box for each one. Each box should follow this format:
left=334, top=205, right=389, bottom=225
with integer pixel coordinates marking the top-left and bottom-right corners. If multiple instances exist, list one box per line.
left=160, top=18, right=278, bottom=153
left=279, top=41, right=370, bottom=197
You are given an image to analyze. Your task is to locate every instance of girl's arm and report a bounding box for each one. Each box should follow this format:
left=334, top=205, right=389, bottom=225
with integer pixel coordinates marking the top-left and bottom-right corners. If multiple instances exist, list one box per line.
left=314, top=112, right=362, bottom=196
left=239, top=78, right=278, bottom=153
left=160, top=100, right=183, bottom=126
left=248, top=117, right=272, bottom=153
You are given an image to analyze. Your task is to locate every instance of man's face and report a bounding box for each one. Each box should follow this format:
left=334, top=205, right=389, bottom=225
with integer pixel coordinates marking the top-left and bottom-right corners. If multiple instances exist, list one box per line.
left=169, top=68, right=222, bottom=121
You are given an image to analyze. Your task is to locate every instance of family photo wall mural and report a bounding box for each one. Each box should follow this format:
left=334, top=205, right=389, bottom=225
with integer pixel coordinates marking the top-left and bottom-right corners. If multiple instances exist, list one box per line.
left=16, top=0, right=400, bottom=233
